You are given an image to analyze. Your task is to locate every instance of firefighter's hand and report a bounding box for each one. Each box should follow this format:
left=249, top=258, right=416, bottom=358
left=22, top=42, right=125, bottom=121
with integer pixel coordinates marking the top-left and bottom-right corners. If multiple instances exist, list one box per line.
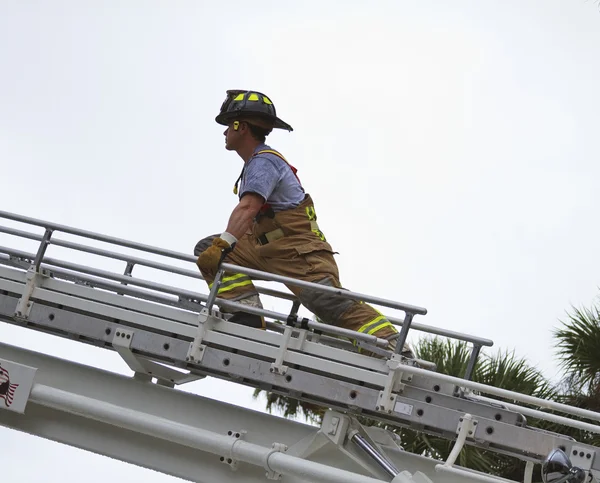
left=196, top=237, right=234, bottom=274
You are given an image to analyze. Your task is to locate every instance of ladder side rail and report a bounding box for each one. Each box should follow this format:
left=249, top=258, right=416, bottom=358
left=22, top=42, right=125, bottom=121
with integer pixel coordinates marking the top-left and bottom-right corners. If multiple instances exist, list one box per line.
left=0, top=283, right=394, bottom=383
left=219, top=262, right=428, bottom=315
left=0, top=259, right=326, bottom=347
left=0, top=246, right=204, bottom=299
left=387, top=316, right=494, bottom=348
left=0, top=224, right=299, bottom=303
left=0, top=259, right=390, bottom=349
left=0, top=247, right=388, bottom=348
left=0, top=224, right=204, bottom=279
left=0, top=255, right=203, bottom=313
left=393, top=364, right=600, bottom=424
left=0, top=216, right=496, bottom=351
left=0, top=262, right=369, bottom=355
left=472, top=394, right=600, bottom=435
left=0, top=213, right=481, bottom=375
left=2, top=221, right=492, bottom=347
left=2, top=224, right=417, bottom=329
left=0, top=209, right=192, bottom=263
left=25, top=255, right=397, bottom=349
left=2, top=244, right=493, bottom=352
left=0, top=211, right=427, bottom=315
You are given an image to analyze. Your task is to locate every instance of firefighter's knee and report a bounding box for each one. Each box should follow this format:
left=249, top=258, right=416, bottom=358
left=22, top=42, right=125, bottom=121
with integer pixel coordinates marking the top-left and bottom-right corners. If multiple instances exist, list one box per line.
left=298, top=278, right=354, bottom=325
left=194, top=234, right=219, bottom=256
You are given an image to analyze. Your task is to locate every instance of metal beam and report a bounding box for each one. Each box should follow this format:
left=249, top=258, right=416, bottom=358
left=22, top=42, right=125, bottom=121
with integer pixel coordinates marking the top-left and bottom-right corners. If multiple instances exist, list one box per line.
left=0, top=342, right=494, bottom=483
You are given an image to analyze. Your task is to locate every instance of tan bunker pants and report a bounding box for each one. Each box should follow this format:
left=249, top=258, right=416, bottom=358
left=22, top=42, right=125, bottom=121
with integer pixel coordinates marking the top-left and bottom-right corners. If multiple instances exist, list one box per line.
left=194, top=195, right=398, bottom=343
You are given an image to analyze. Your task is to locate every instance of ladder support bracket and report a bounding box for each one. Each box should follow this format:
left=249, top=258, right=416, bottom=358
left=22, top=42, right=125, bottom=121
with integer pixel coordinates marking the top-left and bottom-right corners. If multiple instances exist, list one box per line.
left=270, top=326, right=293, bottom=375
left=323, top=411, right=351, bottom=446
left=456, top=413, right=478, bottom=439
left=187, top=308, right=219, bottom=364
left=220, top=429, right=247, bottom=471
left=264, top=442, right=288, bottom=480
left=14, top=267, right=44, bottom=320
left=444, top=413, right=478, bottom=467
left=113, top=328, right=147, bottom=373
left=377, top=356, right=406, bottom=414
left=113, top=328, right=201, bottom=386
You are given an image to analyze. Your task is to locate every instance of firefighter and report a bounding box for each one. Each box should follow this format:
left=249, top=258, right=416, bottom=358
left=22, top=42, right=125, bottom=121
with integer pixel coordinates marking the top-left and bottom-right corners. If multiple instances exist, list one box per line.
left=194, top=90, right=413, bottom=358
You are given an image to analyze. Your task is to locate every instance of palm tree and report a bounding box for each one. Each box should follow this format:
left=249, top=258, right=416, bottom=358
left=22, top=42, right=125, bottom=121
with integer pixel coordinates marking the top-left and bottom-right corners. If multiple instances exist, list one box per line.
left=553, top=297, right=600, bottom=446
left=554, top=301, right=600, bottom=398
left=254, top=336, right=557, bottom=480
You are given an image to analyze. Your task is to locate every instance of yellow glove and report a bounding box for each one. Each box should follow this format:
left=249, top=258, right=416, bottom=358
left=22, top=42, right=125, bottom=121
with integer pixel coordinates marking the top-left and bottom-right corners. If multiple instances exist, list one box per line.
left=196, top=236, right=233, bottom=275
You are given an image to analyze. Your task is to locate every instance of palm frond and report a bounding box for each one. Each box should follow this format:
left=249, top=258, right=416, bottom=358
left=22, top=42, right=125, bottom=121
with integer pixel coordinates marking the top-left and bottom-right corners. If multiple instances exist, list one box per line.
left=253, top=388, right=324, bottom=424
left=554, top=302, right=600, bottom=391
left=415, top=336, right=476, bottom=378
left=475, top=349, right=554, bottom=400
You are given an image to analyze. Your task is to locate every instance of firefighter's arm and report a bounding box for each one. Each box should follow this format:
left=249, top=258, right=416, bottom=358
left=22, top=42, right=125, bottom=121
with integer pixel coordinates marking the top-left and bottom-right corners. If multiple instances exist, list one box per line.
left=222, top=192, right=264, bottom=243
left=195, top=193, right=263, bottom=273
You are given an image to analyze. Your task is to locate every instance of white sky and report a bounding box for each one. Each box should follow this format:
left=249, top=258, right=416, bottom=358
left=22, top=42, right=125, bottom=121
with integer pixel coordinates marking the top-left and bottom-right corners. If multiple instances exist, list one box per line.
left=1, top=0, right=599, bottom=481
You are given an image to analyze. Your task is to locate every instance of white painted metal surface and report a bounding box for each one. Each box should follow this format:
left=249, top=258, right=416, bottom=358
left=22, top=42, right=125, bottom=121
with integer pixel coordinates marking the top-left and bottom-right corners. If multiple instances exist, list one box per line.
left=0, top=341, right=481, bottom=483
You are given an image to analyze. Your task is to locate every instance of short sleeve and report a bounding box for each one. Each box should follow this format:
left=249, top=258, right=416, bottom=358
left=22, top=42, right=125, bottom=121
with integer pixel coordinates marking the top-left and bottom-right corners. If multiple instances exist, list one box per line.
left=239, top=156, right=282, bottom=201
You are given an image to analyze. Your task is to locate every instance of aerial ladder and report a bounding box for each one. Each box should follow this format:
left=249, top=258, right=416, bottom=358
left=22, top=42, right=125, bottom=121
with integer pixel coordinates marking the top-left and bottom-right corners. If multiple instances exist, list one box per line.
left=0, top=209, right=598, bottom=483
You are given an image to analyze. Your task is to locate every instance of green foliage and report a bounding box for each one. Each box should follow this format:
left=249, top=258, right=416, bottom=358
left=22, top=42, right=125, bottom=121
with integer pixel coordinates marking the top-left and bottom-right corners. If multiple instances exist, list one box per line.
left=413, top=336, right=472, bottom=377
left=252, top=388, right=325, bottom=425
left=554, top=302, right=600, bottom=393
left=553, top=298, right=600, bottom=447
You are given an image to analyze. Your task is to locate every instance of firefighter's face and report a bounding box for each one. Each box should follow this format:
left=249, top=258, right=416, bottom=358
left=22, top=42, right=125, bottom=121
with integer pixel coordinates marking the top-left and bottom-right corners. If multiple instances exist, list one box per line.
left=224, top=121, right=245, bottom=151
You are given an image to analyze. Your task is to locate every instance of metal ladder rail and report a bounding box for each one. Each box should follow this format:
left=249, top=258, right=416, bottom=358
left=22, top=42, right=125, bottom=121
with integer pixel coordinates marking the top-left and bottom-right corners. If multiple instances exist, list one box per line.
left=0, top=223, right=299, bottom=302
left=0, top=240, right=484, bottom=377
left=0, top=222, right=493, bottom=349
left=0, top=224, right=402, bottom=353
left=0, top=216, right=424, bottom=354
left=0, top=220, right=425, bottom=316
left=0, top=210, right=493, bottom=371
left=0, top=248, right=392, bottom=354
left=0, top=253, right=370, bottom=357
left=0, top=237, right=482, bottom=370
left=0, top=227, right=489, bottom=376
left=3, top=268, right=600, bottom=480
left=0, top=259, right=395, bottom=375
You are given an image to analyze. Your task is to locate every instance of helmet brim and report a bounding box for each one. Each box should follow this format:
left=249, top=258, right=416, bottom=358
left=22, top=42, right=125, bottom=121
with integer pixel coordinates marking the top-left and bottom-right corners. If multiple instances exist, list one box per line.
left=215, top=112, right=293, bottom=132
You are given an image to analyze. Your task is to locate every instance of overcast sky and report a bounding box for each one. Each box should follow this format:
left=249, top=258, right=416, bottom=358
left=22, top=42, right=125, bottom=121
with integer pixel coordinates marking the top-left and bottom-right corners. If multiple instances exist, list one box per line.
left=1, top=1, right=600, bottom=481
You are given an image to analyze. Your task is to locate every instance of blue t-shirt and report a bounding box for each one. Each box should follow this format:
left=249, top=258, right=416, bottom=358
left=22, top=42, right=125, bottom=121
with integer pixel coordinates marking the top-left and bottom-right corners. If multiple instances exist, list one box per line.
left=239, top=144, right=305, bottom=212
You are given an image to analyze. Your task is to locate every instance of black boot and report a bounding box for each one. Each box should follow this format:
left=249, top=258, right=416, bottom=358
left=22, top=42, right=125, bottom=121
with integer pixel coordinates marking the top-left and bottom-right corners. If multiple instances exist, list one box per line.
left=228, top=312, right=265, bottom=329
